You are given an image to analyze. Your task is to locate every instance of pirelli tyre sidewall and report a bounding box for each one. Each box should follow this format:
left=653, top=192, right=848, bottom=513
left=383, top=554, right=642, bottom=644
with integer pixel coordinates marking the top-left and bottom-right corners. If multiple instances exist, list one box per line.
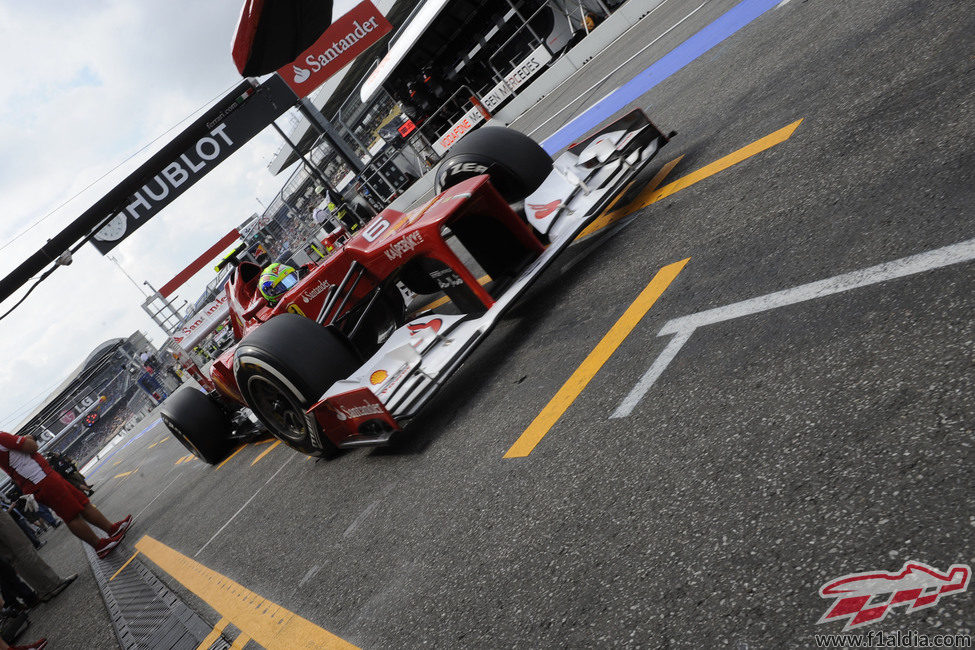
left=160, top=386, right=235, bottom=465
left=435, top=126, right=553, bottom=203
left=233, top=314, right=361, bottom=458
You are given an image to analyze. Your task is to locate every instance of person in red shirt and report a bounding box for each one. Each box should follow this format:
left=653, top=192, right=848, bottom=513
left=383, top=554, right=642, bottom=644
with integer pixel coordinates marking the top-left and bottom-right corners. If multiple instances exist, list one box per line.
left=0, top=432, right=130, bottom=559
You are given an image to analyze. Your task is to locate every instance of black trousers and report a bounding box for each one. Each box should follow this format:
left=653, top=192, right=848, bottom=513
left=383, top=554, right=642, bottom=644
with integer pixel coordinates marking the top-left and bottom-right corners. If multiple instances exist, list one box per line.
left=0, top=556, right=37, bottom=607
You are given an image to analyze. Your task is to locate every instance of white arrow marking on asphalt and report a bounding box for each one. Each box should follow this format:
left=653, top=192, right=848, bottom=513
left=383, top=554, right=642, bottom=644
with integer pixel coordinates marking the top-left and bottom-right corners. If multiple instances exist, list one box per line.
left=611, top=237, right=975, bottom=418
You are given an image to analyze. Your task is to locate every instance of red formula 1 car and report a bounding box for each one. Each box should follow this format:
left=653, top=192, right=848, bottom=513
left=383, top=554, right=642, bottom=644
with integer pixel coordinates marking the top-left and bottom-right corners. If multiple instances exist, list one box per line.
left=161, top=110, right=671, bottom=463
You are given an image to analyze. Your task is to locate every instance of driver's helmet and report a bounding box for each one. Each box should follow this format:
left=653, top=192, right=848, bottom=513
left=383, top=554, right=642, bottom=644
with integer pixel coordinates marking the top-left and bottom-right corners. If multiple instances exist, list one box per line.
left=258, top=262, right=299, bottom=304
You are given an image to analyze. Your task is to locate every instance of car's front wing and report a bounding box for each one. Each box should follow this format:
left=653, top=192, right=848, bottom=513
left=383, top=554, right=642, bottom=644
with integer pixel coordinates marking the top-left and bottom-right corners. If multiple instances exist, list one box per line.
left=309, top=110, right=670, bottom=447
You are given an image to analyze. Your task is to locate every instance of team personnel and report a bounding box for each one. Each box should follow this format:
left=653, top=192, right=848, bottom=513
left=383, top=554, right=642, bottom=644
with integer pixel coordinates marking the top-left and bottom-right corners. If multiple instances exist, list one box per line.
left=0, top=432, right=130, bottom=559
left=0, top=597, right=46, bottom=649
left=44, top=452, right=94, bottom=496
left=0, top=511, right=76, bottom=601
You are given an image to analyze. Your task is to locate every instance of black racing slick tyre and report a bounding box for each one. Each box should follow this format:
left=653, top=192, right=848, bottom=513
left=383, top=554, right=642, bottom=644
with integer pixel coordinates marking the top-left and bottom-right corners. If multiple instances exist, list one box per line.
left=160, top=387, right=235, bottom=465
left=233, top=314, right=362, bottom=458
left=435, top=126, right=553, bottom=203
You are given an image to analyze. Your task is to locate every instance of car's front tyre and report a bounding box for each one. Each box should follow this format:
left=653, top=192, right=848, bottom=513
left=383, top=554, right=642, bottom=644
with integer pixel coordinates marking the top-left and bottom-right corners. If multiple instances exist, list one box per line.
left=234, top=314, right=362, bottom=458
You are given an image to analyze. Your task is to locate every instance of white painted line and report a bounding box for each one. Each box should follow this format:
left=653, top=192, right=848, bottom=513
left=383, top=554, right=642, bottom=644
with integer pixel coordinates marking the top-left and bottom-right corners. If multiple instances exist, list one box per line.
left=611, top=329, right=695, bottom=418
left=298, top=564, right=322, bottom=588
left=613, top=237, right=975, bottom=417
left=195, top=456, right=293, bottom=557
left=661, top=238, right=975, bottom=335
left=525, top=0, right=703, bottom=137
left=135, top=474, right=183, bottom=518
left=776, top=0, right=792, bottom=8
left=343, top=500, right=380, bottom=538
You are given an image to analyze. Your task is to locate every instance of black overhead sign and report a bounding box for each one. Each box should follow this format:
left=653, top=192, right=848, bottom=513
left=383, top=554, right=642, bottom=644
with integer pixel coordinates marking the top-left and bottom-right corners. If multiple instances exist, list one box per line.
left=91, top=73, right=297, bottom=254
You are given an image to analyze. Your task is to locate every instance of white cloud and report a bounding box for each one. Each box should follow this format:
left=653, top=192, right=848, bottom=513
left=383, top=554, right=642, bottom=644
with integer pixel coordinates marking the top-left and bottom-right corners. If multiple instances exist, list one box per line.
left=0, top=0, right=364, bottom=428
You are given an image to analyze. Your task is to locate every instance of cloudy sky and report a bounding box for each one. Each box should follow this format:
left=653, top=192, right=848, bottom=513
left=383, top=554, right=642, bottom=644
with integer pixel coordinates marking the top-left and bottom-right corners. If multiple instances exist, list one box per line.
left=0, top=0, right=360, bottom=430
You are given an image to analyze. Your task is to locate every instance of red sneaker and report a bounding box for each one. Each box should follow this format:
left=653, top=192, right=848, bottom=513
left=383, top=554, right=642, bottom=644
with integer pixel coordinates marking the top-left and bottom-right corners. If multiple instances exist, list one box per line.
left=109, top=514, right=133, bottom=537
left=10, top=638, right=48, bottom=650
left=95, top=532, right=124, bottom=559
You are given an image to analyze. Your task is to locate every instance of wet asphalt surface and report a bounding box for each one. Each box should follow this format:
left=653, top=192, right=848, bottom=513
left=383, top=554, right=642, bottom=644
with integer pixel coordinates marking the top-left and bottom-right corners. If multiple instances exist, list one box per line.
left=27, top=0, right=974, bottom=648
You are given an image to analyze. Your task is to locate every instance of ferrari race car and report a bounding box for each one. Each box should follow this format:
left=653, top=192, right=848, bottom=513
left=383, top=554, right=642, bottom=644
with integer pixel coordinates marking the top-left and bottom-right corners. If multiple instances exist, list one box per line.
left=161, top=110, right=671, bottom=463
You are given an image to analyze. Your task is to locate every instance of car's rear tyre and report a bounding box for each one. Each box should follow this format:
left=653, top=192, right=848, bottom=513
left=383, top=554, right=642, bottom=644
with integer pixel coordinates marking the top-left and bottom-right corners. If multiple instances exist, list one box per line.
left=160, top=387, right=235, bottom=464
left=435, top=126, right=553, bottom=202
left=234, top=314, right=362, bottom=458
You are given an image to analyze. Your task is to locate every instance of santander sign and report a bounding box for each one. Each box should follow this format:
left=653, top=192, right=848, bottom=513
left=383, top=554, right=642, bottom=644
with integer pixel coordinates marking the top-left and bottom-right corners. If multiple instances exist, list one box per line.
left=278, top=1, right=392, bottom=98
left=172, top=295, right=231, bottom=351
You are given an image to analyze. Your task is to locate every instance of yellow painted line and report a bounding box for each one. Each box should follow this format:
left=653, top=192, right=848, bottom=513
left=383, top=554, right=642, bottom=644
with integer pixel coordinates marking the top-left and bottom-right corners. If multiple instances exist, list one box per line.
left=576, top=155, right=685, bottom=240
left=417, top=274, right=491, bottom=312
left=148, top=440, right=162, bottom=449
left=411, top=120, right=801, bottom=317
left=113, top=459, right=124, bottom=466
left=504, top=257, right=690, bottom=458
left=229, top=633, right=252, bottom=649
left=640, top=119, right=803, bottom=208
left=215, top=444, right=247, bottom=470
left=251, top=440, right=281, bottom=466
left=175, top=454, right=195, bottom=466
left=135, top=536, right=359, bottom=650
left=251, top=438, right=275, bottom=445
left=576, top=119, right=802, bottom=240
left=195, top=618, right=228, bottom=650
left=109, top=551, right=140, bottom=581
left=116, top=462, right=144, bottom=483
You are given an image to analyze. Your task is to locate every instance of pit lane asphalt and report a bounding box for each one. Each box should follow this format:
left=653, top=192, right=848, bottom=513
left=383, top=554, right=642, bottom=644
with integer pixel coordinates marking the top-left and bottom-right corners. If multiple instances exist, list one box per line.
left=39, top=0, right=974, bottom=647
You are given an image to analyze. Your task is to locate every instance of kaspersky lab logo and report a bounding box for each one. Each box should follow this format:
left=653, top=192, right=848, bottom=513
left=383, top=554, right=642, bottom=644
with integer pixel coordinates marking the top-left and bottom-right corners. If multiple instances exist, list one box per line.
left=817, top=561, right=971, bottom=631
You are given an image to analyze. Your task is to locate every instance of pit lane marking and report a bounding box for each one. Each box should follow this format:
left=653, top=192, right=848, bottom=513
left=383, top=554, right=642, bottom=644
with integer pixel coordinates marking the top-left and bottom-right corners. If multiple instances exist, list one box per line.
left=650, top=119, right=802, bottom=204
left=250, top=439, right=281, bottom=466
left=135, top=535, right=358, bottom=650
left=136, top=474, right=183, bottom=519
left=215, top=444, right=247, bottom=470
left=504, top=257, right=689, bottom=458
left=196, top=456, right=293, bottom=556
left=541, top=0, right=787, bottom=153
left=196, top=618, right=229, bottom=650
left=229, top=634, right=251, bottom=649
left=87, top=417, right=161, bottom=477
left=114, top=463, right=143, bottom=483
left=416, top=121, right=798, bottom=317
left=612, top=237, right=975, bottom=417
left=576, top=154, right=685, bottom=240
left=109, top=550, right=140, bottom=581
left=529, top=0, right=696, bottom=141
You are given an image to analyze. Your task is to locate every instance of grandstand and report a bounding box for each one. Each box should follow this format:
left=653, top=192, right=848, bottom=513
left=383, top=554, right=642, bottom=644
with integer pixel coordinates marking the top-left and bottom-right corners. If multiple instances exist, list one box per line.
left=9, top=331, right=176, bottom=468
